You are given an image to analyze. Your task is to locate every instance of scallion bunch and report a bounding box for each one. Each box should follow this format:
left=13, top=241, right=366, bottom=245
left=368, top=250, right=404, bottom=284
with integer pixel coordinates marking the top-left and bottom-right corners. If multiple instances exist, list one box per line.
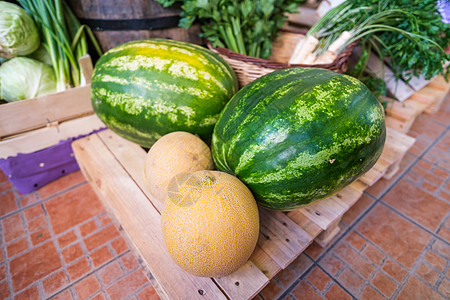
left=17, top=0, right=102, bottom=91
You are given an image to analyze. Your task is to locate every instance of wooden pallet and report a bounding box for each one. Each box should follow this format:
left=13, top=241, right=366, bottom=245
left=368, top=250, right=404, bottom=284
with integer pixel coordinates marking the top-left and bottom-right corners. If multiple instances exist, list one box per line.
left=72, top=124, right=415, bottom=299
left=384, top=75, right=449, bottom=133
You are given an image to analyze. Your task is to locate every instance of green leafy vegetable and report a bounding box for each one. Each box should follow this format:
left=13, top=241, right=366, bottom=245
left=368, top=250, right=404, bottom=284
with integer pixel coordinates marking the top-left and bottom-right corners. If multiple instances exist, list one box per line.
left=0, top=1, right=40, bottom=59
left=156, top=0, right=304, bottom=59
left=307, top=0, right=450, bottom=82
left=0, top=57, right=56, bottom=102
left=28, top=44, right=53, bottom=66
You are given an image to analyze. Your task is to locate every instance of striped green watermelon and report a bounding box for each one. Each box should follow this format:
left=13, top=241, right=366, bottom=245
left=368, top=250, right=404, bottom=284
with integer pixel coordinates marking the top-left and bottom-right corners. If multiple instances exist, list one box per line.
left=212, top=68, right=386, bottom=210
left=91, top=39, right=238, bottom=147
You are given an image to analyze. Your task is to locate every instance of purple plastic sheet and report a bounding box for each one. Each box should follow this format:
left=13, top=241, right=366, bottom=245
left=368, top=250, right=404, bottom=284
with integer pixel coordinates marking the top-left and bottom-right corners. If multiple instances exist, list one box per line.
left=0, top=128, right=105, bottom=194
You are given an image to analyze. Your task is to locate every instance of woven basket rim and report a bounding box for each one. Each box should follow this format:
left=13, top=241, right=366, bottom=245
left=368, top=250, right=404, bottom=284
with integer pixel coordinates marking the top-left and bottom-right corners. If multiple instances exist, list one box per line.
left=207, top=28, right=358, bottom=71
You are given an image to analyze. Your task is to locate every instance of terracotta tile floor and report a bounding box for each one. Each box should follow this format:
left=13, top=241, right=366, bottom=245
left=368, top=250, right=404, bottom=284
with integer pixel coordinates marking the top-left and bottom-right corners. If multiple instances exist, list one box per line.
left=0, top=95, right=448, bottom=299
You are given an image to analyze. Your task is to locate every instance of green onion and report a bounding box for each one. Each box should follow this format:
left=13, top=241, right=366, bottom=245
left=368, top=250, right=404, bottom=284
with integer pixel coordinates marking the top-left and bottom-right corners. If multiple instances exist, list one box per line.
left=17, top=0, right=102, bottom=91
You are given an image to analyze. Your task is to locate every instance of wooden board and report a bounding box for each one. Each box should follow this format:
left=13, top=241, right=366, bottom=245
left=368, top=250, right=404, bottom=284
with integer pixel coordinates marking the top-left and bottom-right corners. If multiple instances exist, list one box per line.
left=383, top=75, right=449, bottom=133
left=0, top=84, right=93, bottom=139
left=0, top=55, right=94, bottom=139
left=0, top=114, right=105, bottom=159
left=72, top=123, right=416, bottom=299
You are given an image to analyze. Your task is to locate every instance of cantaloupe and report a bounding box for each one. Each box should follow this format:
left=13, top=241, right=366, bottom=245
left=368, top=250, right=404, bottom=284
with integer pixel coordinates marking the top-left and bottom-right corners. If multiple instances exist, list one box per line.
left=143, top=131, right=214, bottom=203
left=161, top=170, right=260, bottom=277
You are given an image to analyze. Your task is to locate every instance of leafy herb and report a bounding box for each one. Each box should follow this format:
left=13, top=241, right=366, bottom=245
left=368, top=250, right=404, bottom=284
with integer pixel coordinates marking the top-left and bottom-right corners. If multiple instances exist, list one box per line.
left=307, top=0, right=450, bottom=82
left=156, top=0, right=304, bottom=59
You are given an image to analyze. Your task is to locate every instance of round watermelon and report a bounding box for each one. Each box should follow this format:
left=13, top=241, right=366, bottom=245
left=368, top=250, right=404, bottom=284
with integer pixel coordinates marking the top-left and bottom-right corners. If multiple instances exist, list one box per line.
left=211, top=68, right=386, bottom=210
left=91, top=39, right=238, bottom=147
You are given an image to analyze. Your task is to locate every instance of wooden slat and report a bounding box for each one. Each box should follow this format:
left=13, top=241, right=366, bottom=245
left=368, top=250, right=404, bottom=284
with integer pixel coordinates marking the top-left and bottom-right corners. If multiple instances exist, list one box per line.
left=382, top=129, right=415, bottom=180
left=426, top=75, right=450, bottom=91
left=79, top=55, right=94, bottom=84
left=385, top=129, right=416, bottom=159
left=258, top=207, right=314, bottom=269
left=338, top=181, right=367, bottom=207
left=358, top=158, right=390, bottom=186
left=384, top=129, right=416, bottom=160
left=215, top=261, right=269, bottom=300
left=72, top=133, right=227, bottom=300
left=0, top=114, right=105, bottom=159
left=258, top=223, right=298, bottom=269
left=0, top=84, right=93, bottom=138
left=314, top=222, right=341, bottom=247
left=286, top=209, right=323, bottom=238
left=249, top=245, right=281, bottom=279
left=298, top=195, right=348, bottom=230
left=259, top=208, right=313, bottom=253
left=384, top=98, right=421, bottom=122
left=385, top=116, right=413, bottom=133
left=96, top=130, right=164, bottom=212
left=409, top=86, right=443, bottom=109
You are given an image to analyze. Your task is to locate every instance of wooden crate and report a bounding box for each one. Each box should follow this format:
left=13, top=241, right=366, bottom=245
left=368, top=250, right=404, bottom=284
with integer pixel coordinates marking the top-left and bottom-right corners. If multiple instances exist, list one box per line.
left=72, top=124, right=415, bottom=299
left=0, top=55, right=105, bottom=193
left=0, top=55, right=104, bottom=158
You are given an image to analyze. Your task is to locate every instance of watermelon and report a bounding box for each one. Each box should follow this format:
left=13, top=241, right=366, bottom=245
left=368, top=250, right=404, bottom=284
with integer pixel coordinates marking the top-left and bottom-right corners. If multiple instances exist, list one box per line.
left=211, top=68, right=386, bottom=210
left=91, top=39, right=238, bottom=147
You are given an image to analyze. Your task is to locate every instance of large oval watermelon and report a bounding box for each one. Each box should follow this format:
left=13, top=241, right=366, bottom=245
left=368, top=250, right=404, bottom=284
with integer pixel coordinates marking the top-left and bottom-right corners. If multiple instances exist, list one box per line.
left=212, top=68, right=386, bottom=210
left=91, top=39, right=238, bottom=147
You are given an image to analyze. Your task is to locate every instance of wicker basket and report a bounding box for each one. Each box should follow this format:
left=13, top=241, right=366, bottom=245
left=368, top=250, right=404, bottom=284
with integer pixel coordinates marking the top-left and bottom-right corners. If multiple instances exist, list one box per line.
left=208, top=28, right=358, bottom=87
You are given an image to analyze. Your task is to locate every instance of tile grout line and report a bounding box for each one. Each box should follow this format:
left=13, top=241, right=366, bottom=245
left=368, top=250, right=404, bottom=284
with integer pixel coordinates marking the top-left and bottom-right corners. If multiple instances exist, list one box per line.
left=322, top=238, right=390, bottom=298
left=379, top=201, right=450, bottom=246
left=375, top=124, right=450, bottom=246
left=388, top=235, right=448, bottom=300
left=0, top=180, right=88, bottom=223
left=276, top=258, right=359, bottom=300
left=1, top=178, right=155, bottom=300
left=1, top=197, right=131, bottom=299
left=2, top=201, right=43, bottom=299
left=315, top=123, right=449, bottom=260
left=40, top=249, right=135, bottom=300
left=47, top=212, right=140, bottom=300
left=276, top=123, right=449, bottom=299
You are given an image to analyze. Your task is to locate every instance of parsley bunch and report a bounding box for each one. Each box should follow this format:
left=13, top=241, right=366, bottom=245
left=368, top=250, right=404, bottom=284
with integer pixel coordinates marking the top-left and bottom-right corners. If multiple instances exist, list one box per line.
left=308, top=0, right=450, bottom=82
left=156, top=0, right=304, bottom=59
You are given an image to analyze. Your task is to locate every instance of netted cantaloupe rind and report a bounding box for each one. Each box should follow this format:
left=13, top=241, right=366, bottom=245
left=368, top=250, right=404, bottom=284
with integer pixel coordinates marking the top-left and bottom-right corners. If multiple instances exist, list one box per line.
left=161, top=170, right=260, bottom=278
left=143, top=131, right=214, bottom=203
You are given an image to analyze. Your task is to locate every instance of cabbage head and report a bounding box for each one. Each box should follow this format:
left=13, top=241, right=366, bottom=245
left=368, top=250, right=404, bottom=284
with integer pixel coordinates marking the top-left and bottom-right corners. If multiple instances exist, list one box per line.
left=28, top=45, right=53, bottom=66
left=0, top=1, right=40, bottom=59
left=0, top=57, right=56, bottom=102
